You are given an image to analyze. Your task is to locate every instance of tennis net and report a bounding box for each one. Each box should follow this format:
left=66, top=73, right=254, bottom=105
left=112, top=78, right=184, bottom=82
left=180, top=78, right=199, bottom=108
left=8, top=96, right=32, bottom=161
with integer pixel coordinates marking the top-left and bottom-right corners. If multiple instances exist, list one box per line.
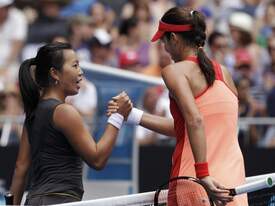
left=248, top=187, right=275, bottom=206
left=53, top=173, right=275, bottom=206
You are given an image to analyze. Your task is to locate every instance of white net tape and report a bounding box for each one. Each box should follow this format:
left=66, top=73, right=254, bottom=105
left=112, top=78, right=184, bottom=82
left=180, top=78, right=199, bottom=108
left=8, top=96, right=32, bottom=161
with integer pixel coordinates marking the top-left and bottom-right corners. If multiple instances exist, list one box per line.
left=54, top=190, right=167, bottom=206
left=53, top=173, right=275, bottom=206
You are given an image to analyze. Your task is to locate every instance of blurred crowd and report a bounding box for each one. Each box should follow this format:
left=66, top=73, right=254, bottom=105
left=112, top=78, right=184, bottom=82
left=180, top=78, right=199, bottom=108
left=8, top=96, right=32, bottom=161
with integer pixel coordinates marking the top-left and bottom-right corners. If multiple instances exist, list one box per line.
left=1, top=0, right=275, bottom=148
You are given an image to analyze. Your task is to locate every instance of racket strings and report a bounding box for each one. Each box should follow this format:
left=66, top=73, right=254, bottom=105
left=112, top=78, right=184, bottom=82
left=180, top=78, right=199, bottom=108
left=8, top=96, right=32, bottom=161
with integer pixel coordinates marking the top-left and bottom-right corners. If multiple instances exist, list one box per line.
left=158, top=179, right=212, bottom=206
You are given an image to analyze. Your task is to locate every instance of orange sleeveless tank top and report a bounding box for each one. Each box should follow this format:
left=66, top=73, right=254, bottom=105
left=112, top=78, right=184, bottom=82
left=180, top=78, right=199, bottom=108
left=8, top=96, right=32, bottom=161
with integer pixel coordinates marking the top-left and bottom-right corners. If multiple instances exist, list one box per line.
left=169, top=56, right=248, bottom=206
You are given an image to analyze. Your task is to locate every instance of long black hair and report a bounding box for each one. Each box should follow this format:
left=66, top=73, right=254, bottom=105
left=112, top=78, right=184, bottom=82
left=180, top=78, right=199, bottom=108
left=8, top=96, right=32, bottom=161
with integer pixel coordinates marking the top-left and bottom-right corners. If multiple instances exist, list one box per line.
left=19, top=42, right=72, bottom=119
left=161, top=7, right=215, bottom=86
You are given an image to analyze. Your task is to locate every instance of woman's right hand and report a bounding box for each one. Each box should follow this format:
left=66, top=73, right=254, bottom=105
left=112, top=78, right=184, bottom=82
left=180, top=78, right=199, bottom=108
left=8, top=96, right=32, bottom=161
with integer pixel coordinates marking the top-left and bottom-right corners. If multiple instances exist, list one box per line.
left=107, top=91, right=133, bottom=119
left=107, top=99, right=118, bottom=117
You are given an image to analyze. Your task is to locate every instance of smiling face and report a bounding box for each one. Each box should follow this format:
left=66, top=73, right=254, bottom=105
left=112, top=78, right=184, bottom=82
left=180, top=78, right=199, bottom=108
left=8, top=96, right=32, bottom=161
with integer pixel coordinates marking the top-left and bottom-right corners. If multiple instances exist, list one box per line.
left=55, top=49, right=83, bottom=96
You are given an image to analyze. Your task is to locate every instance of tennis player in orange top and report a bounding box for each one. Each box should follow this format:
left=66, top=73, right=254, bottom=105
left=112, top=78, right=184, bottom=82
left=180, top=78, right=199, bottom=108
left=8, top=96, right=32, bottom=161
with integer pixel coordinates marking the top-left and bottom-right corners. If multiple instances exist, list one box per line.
left=108, top=7, right=248, bottom=206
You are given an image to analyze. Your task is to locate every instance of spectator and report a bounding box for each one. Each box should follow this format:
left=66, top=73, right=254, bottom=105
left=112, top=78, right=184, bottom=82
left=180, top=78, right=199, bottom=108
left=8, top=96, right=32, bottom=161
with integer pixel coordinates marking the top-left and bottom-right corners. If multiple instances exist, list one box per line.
left=234, top=47, right=266, bottom=102
left=122, top=1, right=153, bottom=41
left=60, top=0, right=96, bottom=17
left=0, top=0, right=27, bottom=84
left=241, top=0, right=262, bottom=16
left=89, top=2, right=115, bottom=33
left=68, top=14, right=94, bottom=61
left=22, top=0, right=70, bottom=60
left=116, top=17, right=152, bottom=71
left=199, top=0, right=243, bottom=34
left=256, top=0, right=275, bottom=41
left=135, top=86, right=164, bottom=145
left=207, top=31, right=234, bottom=73
left=88, top=29, right=117, bottom=67
left=263, top=35, right=275, bottom=92
left=98, top=0, right=126, bottom=18
left=0, top=84, right=23, bottom=146
left=237, top=77, right=265, bottom=118
left=233, top=48, right=254, bottom=83
left=26, top=0, right=69, bottom=44
left=259, top=87, right=275, bottom=147
left=236, top=77, right=265, bottom=147
left=228, top=11, right=267, bottom=87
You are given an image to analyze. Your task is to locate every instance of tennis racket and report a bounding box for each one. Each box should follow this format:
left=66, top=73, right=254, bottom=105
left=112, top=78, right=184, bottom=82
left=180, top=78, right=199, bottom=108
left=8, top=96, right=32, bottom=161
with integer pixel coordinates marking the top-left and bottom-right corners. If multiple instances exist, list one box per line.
left=154, top=176, right=274, bottom=206
left=154, top=176, right=215, bottom=206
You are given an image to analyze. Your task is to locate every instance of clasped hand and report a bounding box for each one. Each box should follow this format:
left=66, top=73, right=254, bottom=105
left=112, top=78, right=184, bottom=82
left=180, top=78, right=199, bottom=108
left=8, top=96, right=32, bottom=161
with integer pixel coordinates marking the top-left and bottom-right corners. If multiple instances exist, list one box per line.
left=107, top=91, right=132, bottom=119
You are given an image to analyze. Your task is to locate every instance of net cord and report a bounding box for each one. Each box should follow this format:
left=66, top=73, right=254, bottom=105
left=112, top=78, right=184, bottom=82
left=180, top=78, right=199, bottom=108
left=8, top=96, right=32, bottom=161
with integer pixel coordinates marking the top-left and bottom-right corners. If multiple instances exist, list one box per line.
left=53, top=173, right=275, bottom=206
left=53, top=190, right=167, bottom=206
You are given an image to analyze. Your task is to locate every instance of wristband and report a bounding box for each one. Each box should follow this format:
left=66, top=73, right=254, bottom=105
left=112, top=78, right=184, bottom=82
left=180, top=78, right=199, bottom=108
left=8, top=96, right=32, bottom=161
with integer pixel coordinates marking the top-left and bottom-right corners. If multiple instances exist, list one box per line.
left=108, top=113, right=124, bottom=129
left=127, top=108, right=143, bottom=125
left=194, top=162, right=209, bottom=178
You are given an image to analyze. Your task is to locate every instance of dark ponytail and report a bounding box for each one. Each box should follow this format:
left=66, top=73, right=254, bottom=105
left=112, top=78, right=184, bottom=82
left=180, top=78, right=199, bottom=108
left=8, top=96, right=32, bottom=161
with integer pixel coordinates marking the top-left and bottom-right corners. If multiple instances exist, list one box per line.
left=161, top=7, right=215, bottom=86
left=192, top=11, right=215, bottom=86
left=18, top=58, right=40, bottom=119
left=196, top=47, right=215, bottom=86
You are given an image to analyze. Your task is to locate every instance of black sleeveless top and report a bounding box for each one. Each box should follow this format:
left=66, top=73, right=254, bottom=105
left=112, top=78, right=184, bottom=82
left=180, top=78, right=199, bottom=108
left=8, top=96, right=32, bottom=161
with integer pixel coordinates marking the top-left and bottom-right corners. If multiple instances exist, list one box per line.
left=25, top=99, right=83, bottom=200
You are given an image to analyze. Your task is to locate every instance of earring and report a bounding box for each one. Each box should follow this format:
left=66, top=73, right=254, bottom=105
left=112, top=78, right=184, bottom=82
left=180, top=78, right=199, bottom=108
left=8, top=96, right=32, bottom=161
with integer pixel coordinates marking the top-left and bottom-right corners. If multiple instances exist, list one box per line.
left=55, top=80, right=59, bottom=85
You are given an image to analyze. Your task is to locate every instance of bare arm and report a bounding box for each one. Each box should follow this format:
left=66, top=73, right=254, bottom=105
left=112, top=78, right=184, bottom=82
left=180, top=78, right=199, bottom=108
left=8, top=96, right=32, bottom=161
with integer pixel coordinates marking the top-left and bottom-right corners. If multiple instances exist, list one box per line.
left=140, top=113, right=175, bottom=137
left=107, top=95, right=175, bottom=137
left=162, top=65, right=206, bottom=163
left=10, top=126, right=31, bottom=205
left=54, top=105, right=117, bottom=169
left=54, top=94, right=131, bottom=170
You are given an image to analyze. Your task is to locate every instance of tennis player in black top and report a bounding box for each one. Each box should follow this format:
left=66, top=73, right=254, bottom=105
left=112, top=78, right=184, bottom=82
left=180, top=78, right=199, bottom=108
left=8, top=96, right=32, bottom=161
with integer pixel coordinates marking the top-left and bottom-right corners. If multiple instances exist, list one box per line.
left=9, top=42, right=132, bottom=205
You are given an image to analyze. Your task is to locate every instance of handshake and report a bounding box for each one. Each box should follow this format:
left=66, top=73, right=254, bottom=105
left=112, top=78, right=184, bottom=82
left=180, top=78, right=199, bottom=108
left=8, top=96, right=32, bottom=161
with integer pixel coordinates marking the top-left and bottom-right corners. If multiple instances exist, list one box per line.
left=106, top=91, right=143, bottom=129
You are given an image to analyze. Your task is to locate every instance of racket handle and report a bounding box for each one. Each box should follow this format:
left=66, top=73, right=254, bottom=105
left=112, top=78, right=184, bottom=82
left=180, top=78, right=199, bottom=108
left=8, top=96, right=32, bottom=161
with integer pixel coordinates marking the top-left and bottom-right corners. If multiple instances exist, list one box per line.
left=230, top=177, right=273, bottom=196
left=4, top=192, right=13, bottom=205
left=229, top=189, right=236, bottom=196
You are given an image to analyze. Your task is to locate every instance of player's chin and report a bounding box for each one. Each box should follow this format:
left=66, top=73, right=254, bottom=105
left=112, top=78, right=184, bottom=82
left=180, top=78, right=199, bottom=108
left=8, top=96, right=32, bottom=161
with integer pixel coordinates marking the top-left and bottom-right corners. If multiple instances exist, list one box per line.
left=67, top=88, right=79, bottom=96
left=73, top=89, right=79, bottom=95
left=73, top=83, right=81, bottom=93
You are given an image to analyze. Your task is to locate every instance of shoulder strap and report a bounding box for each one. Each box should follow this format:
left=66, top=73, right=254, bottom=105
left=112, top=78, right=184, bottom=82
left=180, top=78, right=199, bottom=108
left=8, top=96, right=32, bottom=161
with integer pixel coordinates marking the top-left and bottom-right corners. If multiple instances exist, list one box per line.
left=212, top=60, right=224, bottom=81
left=185, top=56, right=198, bottom=63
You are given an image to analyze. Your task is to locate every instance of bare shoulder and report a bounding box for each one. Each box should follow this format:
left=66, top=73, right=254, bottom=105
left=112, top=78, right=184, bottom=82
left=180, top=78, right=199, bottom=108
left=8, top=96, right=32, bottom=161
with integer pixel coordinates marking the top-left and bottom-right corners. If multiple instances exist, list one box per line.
left=161, top=64, right=175, bottom=74
left=220, top=65, right=238, bottom=96
left=162, top=63, right=188, bottom=83
left=161, top=61, right=199, bottom=89
left=53, top=103, right=82, bottom=129
left=161, top=61, right=191, bottom=77
left=161, top=63, right=192, bottom=98
left=55, top=103, right=79, bottom=118
left=161, top=64, right=175, bottom=81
